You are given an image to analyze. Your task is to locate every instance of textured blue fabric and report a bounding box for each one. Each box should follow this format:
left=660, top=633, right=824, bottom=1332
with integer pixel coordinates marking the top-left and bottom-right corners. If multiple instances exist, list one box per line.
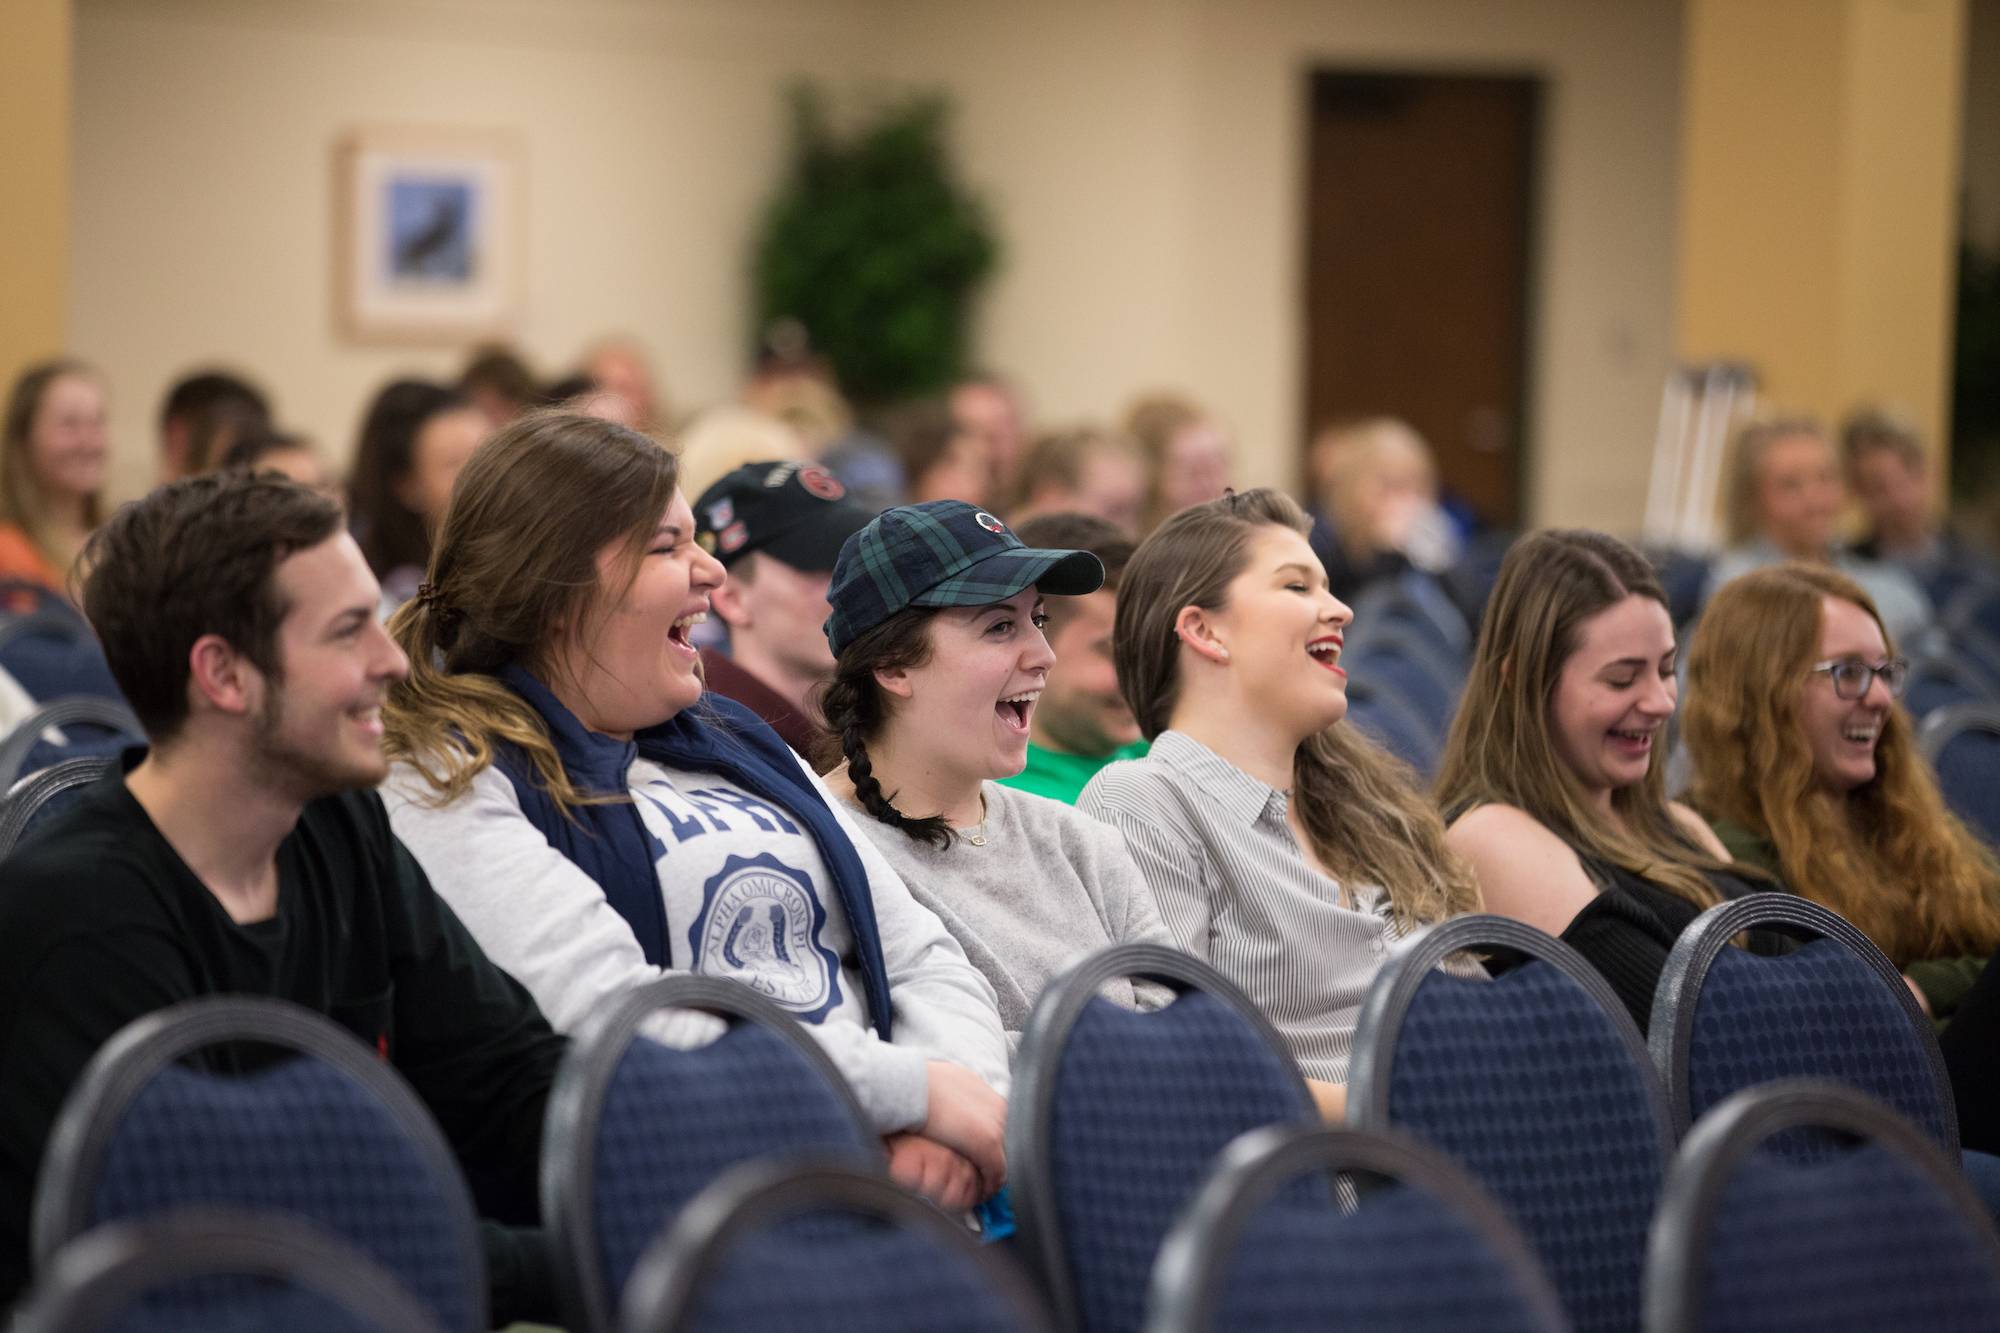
left=590, top=1024, right=875, bottom=1306
left=87, top=1059, right=475, bottom=1333
left=676, top=1209, right=1031, bottom=1332
left=1343, top=684, right=1442, bottom=778
left=1933, top=726, right=2000, bottom=847
left=0, top=626, right=123, bottom=703
left=1384, top=963, right=1665, bottom=1333
left=15, top=726, right=136, bottom=782
left=1693, top=1142, right=2000, bottom=1332
left=99, top=1275, right=405, bottom=1333
left=1211, top=1181, right=1555, bottom=1332
left=1686, top=940, right=1950, bottom=1150
left=15, top=776, right=97, bottom=842
left=1340, top=636, right=1459, bottom=731
left=1046, top=992, right=1315, bottom=1333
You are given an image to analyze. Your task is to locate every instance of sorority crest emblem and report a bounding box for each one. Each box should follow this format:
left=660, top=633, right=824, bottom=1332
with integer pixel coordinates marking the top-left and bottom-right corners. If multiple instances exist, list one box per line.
left=690, top=853, right=841, bottom=1020
left=974, top=511, right=1006, bottom=534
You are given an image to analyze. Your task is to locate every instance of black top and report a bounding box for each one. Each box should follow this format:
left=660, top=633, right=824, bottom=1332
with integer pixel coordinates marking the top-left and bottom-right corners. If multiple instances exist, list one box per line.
left=1561, top=853, right=1768, bottom=1033
left=0, top=763, right=567, bottom=1316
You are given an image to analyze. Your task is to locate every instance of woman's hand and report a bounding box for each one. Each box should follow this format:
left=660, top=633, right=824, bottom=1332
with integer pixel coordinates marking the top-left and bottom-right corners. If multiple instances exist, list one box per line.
left=885, top=1132, right=983, bottom=1211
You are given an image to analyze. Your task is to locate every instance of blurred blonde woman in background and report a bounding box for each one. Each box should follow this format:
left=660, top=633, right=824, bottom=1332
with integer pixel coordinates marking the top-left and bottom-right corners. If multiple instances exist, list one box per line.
left=0, top=360, right=109, bottom=593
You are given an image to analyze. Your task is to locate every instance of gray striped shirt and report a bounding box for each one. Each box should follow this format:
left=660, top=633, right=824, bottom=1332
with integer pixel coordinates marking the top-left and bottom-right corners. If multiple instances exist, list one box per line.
left=1077, top=730, right=1407, bottom=1083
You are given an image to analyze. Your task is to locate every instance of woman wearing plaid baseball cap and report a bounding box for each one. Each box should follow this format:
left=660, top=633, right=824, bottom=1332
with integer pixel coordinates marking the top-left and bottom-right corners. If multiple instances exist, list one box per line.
left=820, top=500, right=1181, bottom=1051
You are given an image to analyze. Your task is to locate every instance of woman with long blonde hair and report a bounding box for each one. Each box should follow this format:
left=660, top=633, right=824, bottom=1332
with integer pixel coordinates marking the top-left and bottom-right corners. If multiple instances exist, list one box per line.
left=1435, top=529, right=1758, bottom=1031
left=1079, top=488, right=1478, bottom=1116
left=1683, top=563, right=2000, bottom=1021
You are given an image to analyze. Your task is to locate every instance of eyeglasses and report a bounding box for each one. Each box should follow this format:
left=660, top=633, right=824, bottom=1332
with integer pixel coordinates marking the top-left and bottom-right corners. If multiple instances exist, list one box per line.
left=1808, top=657, right=1908, bottom=700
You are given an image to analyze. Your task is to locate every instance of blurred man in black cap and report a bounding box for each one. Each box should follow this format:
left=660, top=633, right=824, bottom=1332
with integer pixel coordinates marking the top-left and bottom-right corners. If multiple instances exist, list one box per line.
left=695, top=461, right=877, bottom=757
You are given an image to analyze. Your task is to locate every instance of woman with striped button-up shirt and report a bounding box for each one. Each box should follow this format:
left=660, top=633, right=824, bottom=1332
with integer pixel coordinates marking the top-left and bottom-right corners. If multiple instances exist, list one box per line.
left=1079, top=489, right=1480, bottom=1117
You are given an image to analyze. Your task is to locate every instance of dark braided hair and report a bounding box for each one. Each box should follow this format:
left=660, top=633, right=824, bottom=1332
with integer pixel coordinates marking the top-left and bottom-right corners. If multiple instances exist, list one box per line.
left=817, top=606, right=954, bottom=849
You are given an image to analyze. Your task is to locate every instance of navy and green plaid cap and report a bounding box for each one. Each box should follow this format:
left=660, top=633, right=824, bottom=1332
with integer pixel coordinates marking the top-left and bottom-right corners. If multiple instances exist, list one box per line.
left=824, top=500, right=1104, bottom=657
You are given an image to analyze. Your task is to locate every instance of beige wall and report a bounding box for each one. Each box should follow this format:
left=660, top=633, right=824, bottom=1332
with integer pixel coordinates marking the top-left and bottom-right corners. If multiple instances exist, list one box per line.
left=71, top=0, right=875, bottom=498
left=72, top=0, right=1684, bottom=529
left=874, top=0, right=1686, bottom=528
left=1677, top=0, right=1966, bottom=461
left=1, top=0, right=71, bottom=380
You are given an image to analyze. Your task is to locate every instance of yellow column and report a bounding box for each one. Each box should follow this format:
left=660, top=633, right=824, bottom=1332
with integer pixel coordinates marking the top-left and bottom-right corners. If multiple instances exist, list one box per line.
left=1677, top=0, right=1966, bottom=458
left=0, top=0, right=70, bottom=382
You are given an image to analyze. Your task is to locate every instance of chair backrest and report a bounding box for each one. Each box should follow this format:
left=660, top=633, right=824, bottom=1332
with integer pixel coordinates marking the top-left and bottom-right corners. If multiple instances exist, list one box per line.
left=17, top=1207, right=445, bottom=1333
left=1343, top=677, right=1443, bottom=777
left=1339, top=627, right=1462, bottom=730
left=0, top=697, right=143, bottom=787
left=539, top=973, right=880, bottom=1333
left=1645, top=1080, right=2000, bottom=1333
left=0, top=755, right=113, bottom=862
left=31, top=997, right=484, bottom=1333
left=1349, top=916, right=1673, bottom=1333
left=1905, top=651, right=1992, bottom=722
left=1008, top=943, right=1317, bottom=1333
left=0, top=609, right=124, bottom=705
left=1146, top=1122, right=1570, bottom=1333
left=1648, top=892, right=1955, bottom=1150
left=619, top=1157, right=1050, bottom=1333
left=1919, top=700, right=2000, bottom=844
left=1348, top=570, right=1474, bottom=661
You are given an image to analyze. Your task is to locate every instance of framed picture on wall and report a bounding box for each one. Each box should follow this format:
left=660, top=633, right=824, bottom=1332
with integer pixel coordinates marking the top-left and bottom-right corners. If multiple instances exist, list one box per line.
left=333, top=126, right=523, bottom=343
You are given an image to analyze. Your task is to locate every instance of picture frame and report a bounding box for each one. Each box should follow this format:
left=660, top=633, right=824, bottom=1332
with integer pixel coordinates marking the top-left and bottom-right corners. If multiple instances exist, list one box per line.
left=333, top=126, right=523, bottom=343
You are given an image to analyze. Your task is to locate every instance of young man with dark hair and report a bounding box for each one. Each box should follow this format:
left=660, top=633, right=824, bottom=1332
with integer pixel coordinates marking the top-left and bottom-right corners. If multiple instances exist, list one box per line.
left=997, top=512, right=1150, bottom=804
left=157, top=369, right=271, bottom=483
left=0, top=472, right=565, bottom=1319
left=694, top=460, right=876, bottom=756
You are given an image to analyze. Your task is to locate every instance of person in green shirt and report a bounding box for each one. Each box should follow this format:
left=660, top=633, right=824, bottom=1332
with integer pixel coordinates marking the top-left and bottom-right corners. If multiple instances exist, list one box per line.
left=997, top=513, right=1149, bottom=804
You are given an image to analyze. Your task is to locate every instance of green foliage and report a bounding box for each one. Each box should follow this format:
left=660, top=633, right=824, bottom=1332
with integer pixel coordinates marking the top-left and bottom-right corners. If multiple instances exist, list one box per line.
left=753, top=85, right=999, bottom=407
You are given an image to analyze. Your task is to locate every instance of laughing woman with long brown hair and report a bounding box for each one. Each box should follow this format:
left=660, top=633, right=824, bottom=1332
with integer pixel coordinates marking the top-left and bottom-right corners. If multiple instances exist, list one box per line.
left=1079, top=488, right=1479, bottom=1116
left=1435, top=529, right=1761, bottom=1032
left=1683, top=564, right=2000, bottom=1023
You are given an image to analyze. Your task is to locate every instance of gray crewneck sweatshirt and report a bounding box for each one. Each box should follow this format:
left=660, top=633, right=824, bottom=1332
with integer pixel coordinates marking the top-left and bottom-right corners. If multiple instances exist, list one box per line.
left=839, top=781, right=1177, bottom=1051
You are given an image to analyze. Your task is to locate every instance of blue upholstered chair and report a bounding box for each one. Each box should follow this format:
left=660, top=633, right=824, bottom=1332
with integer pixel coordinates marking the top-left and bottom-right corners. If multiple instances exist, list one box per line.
left=0, top=603, right=123, bottom=705
left=16, top=1208, right=445, bottom=1333
left=618, top=1158, right=1049, bottom=1333
left=1920, top=701, right=2000, bottom=846
left=1645, top=1080, right=2000, bottom=1332
left=0, top=697, right=143, bottom=788
left=1146, top=1123, right=1570, bottom=1333
left=1337, top=627, right=1462, bottom=733
left=1648, top=893, right=1955, bottom=1151
left=1349, top=916, right=1673, bottom=1333
left=1342, top=677, right=1444, bottom=777
left=539, top=974, right=881, bottom=1333
left=0, top=755, right=113, bottom=862
left=1008, top=943, right=1319, bottom=1333
left=32, top=999, right=484, bottom=1332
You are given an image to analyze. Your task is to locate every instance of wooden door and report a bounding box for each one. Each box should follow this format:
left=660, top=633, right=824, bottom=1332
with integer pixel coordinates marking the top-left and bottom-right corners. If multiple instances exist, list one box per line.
left=1303, top=70, right=1539, bottom=528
